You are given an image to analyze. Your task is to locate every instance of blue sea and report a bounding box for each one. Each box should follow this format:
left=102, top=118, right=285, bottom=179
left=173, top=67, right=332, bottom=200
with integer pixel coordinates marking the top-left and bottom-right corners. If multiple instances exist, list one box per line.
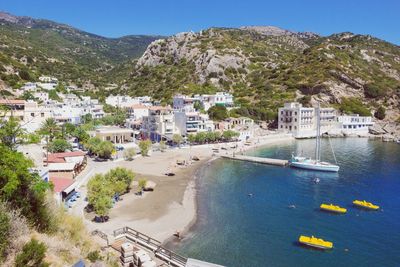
left=171, top=138, right=400, bottom=267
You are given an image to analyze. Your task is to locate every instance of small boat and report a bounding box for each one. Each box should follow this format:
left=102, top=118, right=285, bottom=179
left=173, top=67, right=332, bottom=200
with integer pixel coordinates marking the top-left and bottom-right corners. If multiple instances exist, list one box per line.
left=320, top=203, right=347, bottom=214
left=298, top=235, right=333, bottom=250
left=353, top=200, right=379, bottom=210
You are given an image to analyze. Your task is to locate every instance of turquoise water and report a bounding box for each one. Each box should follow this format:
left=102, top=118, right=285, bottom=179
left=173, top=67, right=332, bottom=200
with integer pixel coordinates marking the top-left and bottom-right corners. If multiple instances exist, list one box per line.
left=173, top=138, right=400, bottom=267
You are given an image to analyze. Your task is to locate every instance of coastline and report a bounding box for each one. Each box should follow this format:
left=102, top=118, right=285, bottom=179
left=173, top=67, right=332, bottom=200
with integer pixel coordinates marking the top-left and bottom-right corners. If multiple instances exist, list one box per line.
left=77, top=134, right=295, bottom=246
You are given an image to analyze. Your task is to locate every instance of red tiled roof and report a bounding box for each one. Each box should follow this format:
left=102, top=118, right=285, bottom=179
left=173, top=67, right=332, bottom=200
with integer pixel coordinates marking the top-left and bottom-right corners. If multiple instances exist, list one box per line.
left=50, top=177, right=75, bottom=193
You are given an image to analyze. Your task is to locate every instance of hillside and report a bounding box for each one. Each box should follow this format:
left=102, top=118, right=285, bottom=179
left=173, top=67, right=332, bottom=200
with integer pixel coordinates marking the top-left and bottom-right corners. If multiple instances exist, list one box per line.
left=1, top=11, right=399, bottom=122
left=124, top=27, right=400, bottom=121
left=0, top=11, right=162, bottom=90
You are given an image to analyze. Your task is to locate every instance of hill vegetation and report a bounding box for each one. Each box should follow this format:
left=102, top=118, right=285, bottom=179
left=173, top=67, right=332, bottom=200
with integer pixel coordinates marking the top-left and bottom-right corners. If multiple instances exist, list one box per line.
left=1, top=12, right=399, bottom=122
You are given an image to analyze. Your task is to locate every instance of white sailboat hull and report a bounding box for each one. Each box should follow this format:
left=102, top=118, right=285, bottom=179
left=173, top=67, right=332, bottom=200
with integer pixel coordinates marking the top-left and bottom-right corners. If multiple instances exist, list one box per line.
left=290, top=161, right=339, bottom=172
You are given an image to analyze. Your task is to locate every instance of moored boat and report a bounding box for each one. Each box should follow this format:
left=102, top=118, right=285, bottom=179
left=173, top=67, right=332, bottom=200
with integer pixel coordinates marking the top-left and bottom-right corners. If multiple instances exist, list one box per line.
left=290, top=103, right=340, bottom=173
left=320, top=203, right=347, bottom=214
left=353, top=200, right=379, bottom=210
left=298, top=235, right=333, bottom=250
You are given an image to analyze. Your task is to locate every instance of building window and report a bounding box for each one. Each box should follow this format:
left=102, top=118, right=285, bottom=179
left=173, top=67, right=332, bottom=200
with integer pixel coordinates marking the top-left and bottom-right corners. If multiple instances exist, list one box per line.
left=41, top=113, right=44, bottom=117
left=31, top=113, right=35, bottom=117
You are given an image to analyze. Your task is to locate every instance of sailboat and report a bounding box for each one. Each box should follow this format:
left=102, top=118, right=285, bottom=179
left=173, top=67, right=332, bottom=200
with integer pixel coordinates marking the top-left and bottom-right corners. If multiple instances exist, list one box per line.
left=290, top=104, right=340, bottom=172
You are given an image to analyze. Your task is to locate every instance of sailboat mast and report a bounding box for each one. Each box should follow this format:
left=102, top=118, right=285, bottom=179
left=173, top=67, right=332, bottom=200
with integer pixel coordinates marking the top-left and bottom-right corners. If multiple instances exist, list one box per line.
left=315, top=103, right=321, bottom=162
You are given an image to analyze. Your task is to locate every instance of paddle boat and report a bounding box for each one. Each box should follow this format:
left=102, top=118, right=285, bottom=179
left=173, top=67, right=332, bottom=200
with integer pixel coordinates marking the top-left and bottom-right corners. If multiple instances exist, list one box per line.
left=298, top=235, right=333, bottom=250
left=320, top=203, right=347, bottom=214
left=353, top=200, right=379, bottom=210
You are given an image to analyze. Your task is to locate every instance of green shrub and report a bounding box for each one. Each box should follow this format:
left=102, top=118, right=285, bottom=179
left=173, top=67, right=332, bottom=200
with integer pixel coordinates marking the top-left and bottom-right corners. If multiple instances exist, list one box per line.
left=0, top=206, right=10, bottom=262
left=364, top=83, right=386, bottom=98
left=374, top=106, right=386, bottom=120
left=123, top=147, right=136, bottom=160
left=208, top=105, right=228, bottom=121
left=48, top=139, right=72, bottom=153
left=139, top=140, right=152, bottom=156
left=15, top=239, right=48, bottom=267
left=339, top=98, right=371, bottom=116
left=87, top=250, right=103, bottom=263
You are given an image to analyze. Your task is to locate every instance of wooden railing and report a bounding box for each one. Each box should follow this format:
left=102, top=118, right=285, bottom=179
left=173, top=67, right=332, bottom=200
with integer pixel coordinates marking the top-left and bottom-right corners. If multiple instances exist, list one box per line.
left=113, top=227, right=187, bottom=267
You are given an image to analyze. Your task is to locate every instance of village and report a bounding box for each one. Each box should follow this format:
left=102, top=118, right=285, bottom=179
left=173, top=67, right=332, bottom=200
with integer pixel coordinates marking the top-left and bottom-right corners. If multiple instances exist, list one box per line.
left=0, top=76, right=379, bottom=267
left=0, top=76, right=378, bottom=207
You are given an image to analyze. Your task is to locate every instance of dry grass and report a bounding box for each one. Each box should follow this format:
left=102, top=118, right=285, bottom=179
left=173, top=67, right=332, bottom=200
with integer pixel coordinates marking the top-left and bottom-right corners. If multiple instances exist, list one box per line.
left=1, top=197, right=118, bottom=266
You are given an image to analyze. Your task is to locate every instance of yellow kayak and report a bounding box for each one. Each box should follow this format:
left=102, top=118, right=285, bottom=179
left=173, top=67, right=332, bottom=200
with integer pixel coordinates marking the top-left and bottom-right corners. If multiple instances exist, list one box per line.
left=353, top=200, right=379, bottom=210
left=298, top=235, right=333, bottom=250
left=320, top=203, right=347, bottom=214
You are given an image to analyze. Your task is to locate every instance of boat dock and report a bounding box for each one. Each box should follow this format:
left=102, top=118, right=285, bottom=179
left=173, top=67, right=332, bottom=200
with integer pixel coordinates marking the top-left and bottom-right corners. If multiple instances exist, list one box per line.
left=221, top=154, right=289, bottom=166
left=112, top=226, right=187, bottom=267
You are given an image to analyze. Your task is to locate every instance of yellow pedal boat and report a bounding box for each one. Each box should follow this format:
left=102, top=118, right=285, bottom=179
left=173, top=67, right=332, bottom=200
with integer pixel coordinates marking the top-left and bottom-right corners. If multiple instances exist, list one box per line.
left=298, top=235, right=333, bottom=250
left=353, top=200, right=379, bottom=210
left=320, top=203, right=347, bottom=214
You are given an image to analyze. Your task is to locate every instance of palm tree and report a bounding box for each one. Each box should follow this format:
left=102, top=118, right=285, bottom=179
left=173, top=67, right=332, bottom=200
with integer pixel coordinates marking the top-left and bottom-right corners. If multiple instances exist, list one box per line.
left=40, top=118, right=60, bottom=141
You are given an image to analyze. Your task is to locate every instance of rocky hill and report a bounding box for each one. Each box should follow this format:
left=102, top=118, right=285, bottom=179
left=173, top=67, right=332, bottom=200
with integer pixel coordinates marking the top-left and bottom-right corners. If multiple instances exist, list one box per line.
left=125, top=27, right=400, bottom=121
left=0, top=11, right=162, bottom=90
left=1, top=11, right=399, bottom=122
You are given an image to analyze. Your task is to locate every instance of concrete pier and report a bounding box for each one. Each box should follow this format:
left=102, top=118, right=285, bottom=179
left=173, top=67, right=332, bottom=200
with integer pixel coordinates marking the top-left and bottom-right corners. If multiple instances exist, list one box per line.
left=222, top=154, right=289, bottom=166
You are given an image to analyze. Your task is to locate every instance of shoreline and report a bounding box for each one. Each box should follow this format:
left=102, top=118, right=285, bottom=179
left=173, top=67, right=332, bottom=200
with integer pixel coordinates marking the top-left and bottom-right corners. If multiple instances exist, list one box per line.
left=78, top=134, right=294, bottom=246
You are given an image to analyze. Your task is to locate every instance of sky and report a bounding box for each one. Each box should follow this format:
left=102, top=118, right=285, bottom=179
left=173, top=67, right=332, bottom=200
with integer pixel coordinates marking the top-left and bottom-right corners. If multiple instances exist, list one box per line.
left=0, top=0, right=399, bottom=44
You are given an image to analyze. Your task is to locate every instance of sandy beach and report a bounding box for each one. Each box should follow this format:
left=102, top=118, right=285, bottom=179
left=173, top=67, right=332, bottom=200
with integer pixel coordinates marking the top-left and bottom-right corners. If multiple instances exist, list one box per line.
left=74, top=134, right=294, bottom=244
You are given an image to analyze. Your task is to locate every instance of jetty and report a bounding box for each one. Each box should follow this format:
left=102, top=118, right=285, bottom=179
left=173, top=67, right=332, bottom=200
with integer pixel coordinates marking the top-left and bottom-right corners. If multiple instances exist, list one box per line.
left=221, top=154, right=289, bottom=166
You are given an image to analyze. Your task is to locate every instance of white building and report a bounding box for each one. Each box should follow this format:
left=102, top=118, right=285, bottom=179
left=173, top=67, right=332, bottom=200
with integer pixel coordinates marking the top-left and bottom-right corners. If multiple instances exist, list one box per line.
left=173, top=92, right=235, bottom=112
left=337, top=114, right=374, bottom=135
left=22, top=101, right=52, bottom=132
left=39, top=76, right=58, bottom=83
left=278, top=102, right=337, bottom=137
left=174, top=111, right=214, bottom=136
left=33, top=91, right=49, bottom=103
left=127, top=104, right=149, bottom=120
left=0, top=100, right=51, bottom=133
left=141, top=106, right=180, bottom=142
left=105, top=95, right=138, bottom=108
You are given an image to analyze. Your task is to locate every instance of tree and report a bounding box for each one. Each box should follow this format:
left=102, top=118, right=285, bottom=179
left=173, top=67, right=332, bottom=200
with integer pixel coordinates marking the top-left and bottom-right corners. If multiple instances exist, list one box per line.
left=222, top=130, right=239, bottom=141
left=23, top=133, right=41, bottom=144
left=81, top=113, right=93, bottom=124
left=39, top=118, right=60, bottom=141
left=374, top=106, right=386, bottom=120
left=84, top=137, right=101, bottom=155
left=138, top=179, right=147, bottom=193
left=159, top=141, right=167, bottom=152
left=105, top=167, right=135, bottom=192
left=87, top=168, right=135, bottom=217
left=172, top=134, right=183, bottom=147
left=0, top=205, right=10, bottom=262
left=123, top=147, right=136, bottom=160
left=18, top=70, right=31, bottom=81
left=208, top=105, right=228, bottom=121
left=73, top=127, right=90, bottom=143
left=48, top=139, right=72, bottom=153
left=187, top=134, right=196, bottom=144
left=139, top=140, right=152, bottom=156
left=0, top=145, right=53, bottom=232
left=0, top=117, right=25, bottom=150
left=96, top=141, right=114, bottom=159
left=15, top=239, right=48, bottom=267
left=63, top=122, right=76, bottom=137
